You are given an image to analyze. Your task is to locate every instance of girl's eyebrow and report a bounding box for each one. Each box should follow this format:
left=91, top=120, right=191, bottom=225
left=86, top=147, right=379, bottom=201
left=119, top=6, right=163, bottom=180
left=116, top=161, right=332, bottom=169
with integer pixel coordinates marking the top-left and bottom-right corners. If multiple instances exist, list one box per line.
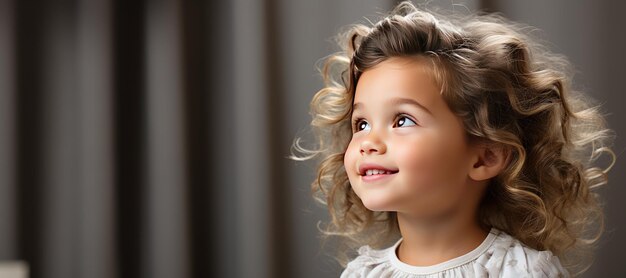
left=389, top=97, right=433, bottom=115
left=352, top=97, right=433, bottom=115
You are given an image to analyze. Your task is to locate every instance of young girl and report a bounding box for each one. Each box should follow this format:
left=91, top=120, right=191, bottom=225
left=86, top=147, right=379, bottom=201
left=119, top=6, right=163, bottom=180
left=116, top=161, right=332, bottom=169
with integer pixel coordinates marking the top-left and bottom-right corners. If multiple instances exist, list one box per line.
left=292, top=1, right=616, bottom=277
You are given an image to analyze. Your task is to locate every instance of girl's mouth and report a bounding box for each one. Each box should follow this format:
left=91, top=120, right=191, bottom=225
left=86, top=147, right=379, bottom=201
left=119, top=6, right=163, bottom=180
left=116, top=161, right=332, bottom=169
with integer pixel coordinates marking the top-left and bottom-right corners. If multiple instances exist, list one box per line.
left=357, top=163, right=399, bottom=182
left=361, top=170, right=398, bottom=182
left=358, top=163, right=399, bottom=176
left=363, top=169, right=397, bottom=176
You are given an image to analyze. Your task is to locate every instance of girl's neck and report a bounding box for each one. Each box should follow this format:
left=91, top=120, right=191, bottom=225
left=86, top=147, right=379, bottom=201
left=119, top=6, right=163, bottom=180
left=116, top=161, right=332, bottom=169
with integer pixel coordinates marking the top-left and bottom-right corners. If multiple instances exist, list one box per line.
left=396, top=211, right=489, bottom=267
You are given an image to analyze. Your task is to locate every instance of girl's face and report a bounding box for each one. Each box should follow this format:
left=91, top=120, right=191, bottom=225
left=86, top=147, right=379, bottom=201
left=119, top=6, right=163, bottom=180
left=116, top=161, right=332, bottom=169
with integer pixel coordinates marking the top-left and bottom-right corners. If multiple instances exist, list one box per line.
left=344, top=57, right=479, bottom=218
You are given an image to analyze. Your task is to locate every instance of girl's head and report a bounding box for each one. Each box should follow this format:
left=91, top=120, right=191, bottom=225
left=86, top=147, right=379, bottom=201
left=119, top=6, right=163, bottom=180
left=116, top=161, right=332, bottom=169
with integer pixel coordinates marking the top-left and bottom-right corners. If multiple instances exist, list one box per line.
left=293, top=1, right=615, bottom=273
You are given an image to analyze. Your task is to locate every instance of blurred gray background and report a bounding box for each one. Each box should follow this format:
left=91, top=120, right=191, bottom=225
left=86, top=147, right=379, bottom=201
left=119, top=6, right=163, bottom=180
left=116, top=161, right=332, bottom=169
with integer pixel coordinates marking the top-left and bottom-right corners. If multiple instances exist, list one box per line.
left=0, top=0, right=623, bottom=277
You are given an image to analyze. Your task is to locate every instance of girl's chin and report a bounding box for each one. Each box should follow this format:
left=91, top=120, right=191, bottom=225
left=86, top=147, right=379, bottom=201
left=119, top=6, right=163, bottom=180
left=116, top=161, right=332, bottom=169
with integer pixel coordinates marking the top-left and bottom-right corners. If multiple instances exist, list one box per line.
left=360, top=197, right=397, bottom=212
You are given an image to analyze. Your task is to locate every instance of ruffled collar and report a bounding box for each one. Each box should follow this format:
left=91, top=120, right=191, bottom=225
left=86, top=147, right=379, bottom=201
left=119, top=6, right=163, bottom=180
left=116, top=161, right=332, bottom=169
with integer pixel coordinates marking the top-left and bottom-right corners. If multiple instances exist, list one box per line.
left=387, top=227, right=500, bottom=275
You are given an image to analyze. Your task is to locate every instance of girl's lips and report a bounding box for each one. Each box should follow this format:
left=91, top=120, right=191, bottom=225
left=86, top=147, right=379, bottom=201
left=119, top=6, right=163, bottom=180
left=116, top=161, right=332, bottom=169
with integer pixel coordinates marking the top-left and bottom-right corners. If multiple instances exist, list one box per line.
left=357, top=163, right=399, bottom=183
left=358, top=163, right=399, bottom=176
left=361, top=171, right=397, bottom=182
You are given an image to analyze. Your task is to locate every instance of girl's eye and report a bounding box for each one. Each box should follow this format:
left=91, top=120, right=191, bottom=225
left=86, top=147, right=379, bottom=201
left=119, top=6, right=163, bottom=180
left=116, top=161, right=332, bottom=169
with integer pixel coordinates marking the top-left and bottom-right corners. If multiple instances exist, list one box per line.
left=395, top=115, right=417, bottom=128
left=354, top=119, right=371, bottom=132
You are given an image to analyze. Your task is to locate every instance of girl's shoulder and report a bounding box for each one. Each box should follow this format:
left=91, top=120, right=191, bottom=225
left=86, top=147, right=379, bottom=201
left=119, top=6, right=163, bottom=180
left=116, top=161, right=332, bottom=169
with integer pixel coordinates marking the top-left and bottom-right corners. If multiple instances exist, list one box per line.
left=481, top=228, right=569, bottom=277
left=340, top=228, right=570, bottom=278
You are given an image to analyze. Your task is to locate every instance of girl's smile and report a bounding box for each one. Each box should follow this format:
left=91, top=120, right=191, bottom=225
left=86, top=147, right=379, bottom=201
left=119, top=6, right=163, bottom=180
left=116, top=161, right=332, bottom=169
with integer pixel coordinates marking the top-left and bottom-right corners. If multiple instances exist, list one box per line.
left=358, top=162, right=399, bottom=182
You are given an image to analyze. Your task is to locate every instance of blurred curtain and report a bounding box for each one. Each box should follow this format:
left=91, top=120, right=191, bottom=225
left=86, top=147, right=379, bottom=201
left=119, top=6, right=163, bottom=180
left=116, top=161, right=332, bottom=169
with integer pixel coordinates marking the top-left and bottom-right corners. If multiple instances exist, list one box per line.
left=0, top=0, right=251, bottom=277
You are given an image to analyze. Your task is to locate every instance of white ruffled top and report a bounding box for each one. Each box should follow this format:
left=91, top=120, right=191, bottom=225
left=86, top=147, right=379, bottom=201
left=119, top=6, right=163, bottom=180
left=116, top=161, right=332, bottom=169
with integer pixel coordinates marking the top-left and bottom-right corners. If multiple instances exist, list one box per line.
left=340, top=228, right=569, bottom=278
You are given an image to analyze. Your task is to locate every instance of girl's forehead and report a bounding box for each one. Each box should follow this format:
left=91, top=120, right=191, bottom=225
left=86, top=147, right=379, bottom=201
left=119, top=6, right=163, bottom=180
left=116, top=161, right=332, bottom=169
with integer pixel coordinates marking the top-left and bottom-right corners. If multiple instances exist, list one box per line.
left=354, top=58, right=442, bottom=104
left=356, top=57, right=440, bottom=90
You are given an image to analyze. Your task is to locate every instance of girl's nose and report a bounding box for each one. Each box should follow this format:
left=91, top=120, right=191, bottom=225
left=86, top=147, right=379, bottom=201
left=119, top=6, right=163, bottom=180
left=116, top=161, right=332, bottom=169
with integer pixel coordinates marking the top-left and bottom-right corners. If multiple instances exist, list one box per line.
left=360, top=136, right=387, bottom=155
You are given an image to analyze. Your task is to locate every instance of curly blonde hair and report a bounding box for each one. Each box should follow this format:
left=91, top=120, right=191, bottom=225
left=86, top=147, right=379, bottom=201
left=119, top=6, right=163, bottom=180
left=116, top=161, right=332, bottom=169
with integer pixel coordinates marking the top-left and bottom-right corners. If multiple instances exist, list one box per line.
left=291, top=1, right=616, bottom=275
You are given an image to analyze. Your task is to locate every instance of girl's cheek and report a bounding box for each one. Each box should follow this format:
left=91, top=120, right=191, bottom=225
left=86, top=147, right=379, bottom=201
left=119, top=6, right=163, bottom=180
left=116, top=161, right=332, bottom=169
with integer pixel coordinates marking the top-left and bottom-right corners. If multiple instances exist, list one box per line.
left=399, top=148, right=436, bottom=177
left=344, top=140, right=359, bottom=177
left=397, top=137, right=446, bottom=185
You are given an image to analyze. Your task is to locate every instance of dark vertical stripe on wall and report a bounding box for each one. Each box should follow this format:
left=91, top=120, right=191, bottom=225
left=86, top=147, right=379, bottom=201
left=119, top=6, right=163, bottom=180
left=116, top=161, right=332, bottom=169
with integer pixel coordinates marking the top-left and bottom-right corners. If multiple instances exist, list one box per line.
left=181, top=0, right=210, bottom=277
left=264, top=0, right=293, bottom=277
left=112, top=0, right=146, bottom=277
left=15, top=0, right=45, bottom=276
left=205, top=1, right=236, bottom=277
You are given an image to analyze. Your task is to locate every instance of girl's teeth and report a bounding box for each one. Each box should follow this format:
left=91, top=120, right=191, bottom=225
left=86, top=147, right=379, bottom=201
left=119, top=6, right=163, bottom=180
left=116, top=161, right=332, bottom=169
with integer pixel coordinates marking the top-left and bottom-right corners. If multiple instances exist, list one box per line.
left=365, top=169, right=392, bottom=176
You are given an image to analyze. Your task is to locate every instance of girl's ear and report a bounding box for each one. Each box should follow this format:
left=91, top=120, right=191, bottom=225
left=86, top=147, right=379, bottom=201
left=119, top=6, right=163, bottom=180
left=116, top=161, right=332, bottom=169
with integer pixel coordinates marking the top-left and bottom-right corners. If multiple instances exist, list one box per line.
left=468, top=143, right=510, bottom=181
